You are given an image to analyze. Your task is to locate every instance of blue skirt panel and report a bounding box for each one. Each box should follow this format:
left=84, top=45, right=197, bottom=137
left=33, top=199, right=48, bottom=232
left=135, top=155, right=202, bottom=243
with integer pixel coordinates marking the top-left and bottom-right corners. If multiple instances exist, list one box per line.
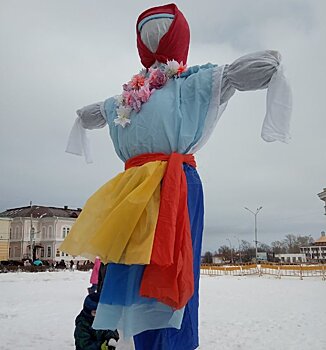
left=133, top=164, right=204, bottom=350
left=93, top=164, right=204, bottom=349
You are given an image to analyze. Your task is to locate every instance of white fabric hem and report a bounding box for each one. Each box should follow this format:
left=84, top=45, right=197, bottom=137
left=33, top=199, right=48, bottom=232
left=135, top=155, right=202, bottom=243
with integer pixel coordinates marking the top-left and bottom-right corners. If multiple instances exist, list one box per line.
left=93, top=302, right=184, bottom=338
left=261, top=64, right=292, bottom=143
left=65, top=117, right=93, bottom=164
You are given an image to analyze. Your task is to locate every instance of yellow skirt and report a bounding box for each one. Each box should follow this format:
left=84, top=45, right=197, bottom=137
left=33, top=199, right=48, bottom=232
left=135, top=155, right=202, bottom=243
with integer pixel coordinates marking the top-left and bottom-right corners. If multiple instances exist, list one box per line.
left=59, top=161, right=167, bottom=264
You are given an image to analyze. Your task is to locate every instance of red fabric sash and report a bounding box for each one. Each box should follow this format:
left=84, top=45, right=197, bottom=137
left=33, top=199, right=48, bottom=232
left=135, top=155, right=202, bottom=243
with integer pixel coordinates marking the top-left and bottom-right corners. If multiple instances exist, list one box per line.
left=125, top=152, right=196, bottom=309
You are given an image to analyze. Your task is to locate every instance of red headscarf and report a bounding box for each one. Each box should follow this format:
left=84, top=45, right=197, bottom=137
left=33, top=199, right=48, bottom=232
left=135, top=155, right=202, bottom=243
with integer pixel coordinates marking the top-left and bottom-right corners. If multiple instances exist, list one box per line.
left=136, top=3, right=190, bottom=68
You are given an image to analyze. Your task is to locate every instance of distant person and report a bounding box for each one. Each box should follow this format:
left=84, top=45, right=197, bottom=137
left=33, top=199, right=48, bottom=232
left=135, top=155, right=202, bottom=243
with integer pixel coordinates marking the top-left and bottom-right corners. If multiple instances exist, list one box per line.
left=33, top=259, right=43, bottom=266
left=74, top=292, right=119, bottom=350
left=70, top=259, right=75, bottom=271
left=24, top=260, right=31, bottom=267
left=88, top=257, right=101, bottom=294
left=57, top=259, right=66, bottom=269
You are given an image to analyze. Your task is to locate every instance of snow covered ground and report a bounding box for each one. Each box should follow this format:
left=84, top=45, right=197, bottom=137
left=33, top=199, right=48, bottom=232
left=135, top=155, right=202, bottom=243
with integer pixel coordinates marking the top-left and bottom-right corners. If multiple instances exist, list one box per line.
left=0, top=270, right=325, bottom=350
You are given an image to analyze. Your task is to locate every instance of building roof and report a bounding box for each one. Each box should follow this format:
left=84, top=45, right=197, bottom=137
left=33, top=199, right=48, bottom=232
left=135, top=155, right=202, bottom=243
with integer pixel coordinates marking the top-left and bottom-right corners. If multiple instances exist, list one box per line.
left=315, top=233, right=326, bottom=244
left=0, top=205, right=82, bottom=219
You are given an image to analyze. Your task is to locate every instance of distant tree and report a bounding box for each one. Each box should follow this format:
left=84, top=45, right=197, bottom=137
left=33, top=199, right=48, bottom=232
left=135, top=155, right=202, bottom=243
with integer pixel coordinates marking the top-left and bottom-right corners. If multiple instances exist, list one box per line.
left=295, top=235, right=314, bottom=248
left=284, top=234, right=297, bottom=253
left=258, top=243, right=271, bottom=253
left=218, top=245, right=232, bottom=261
left=288, top=234, right=314, bottom=253
left=240, top=240, right=252, bottom=252
left=202, top=251, right=213, bottom=264
left=271, top=240, right=287, bottom=254
left=272, top=234, right=315, bottom=254
left=240, top=240, right=255, bottom=262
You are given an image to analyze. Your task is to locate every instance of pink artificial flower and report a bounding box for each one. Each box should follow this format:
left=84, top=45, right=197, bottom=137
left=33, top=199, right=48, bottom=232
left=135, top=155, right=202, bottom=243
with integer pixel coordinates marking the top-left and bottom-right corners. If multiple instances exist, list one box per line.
left=130, top=74, right=146, bottom=90
left=115, top=61, right=187, bottom=127
left=148, top=68, right=168, bottom=89
left=128, top=90, right=142, bottom=112
left=122, top=90, right=133, bottom=106
left=138, top=84, right=153, bottom=103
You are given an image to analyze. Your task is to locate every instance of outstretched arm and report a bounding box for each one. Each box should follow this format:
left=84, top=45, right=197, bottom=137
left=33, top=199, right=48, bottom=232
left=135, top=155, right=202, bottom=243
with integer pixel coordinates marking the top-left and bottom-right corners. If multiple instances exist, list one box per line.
left=220, top=50, right=292, bottom=143
left=76, top=102, right=107, bottom=130
left=65, top=102, right=107, bottom=163
left=220, top=50, right=281, bottom=104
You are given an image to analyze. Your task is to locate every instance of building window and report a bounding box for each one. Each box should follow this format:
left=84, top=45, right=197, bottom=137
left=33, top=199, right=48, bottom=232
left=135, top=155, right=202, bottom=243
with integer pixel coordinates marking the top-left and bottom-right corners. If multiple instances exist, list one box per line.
left=42, top=227, right=46, bottom=239
left=15, top=227, right=19, bottom=240
left=9, top=248, right=11, bottom=258
left=47, top=246, right=52, bottom=258
left=9, top=228, right=12, bottom=239
left=14, top=246, right=19, bottom=258
left=48, top=226, right=53, bottom=238
left=56, top=249, right=60, bottom=257
left=40, top=248, right=44, bottom=258
left=62, top=227, right=71, bottom=239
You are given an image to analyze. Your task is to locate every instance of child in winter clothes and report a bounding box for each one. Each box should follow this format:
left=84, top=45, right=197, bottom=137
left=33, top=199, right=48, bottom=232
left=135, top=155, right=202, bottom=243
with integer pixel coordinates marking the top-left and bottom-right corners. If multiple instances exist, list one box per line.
left=74, top=292, right=119, bottom=350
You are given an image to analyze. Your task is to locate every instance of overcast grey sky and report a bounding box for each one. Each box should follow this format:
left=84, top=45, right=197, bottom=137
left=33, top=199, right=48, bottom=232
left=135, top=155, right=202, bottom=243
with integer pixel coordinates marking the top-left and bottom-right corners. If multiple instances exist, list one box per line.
left=1, top=0, right=325, bottom=252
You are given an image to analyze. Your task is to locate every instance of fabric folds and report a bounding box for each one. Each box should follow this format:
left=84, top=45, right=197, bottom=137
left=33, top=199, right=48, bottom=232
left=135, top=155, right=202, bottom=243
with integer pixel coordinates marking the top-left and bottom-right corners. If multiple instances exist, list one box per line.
left=126, top=153, right=196, bottom=309
left=60, top=152, right=198, bottom=310
left=93, top=164, right=204, bottom=348
left=59, top=161, right=166, bottom=264
left=136, top=4, right=190, bottom=68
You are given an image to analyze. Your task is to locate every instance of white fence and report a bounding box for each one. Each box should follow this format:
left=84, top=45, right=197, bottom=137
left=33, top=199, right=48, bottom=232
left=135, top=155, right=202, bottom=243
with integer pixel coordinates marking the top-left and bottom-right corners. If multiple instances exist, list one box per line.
left=201, top=264, right=326, bottom=280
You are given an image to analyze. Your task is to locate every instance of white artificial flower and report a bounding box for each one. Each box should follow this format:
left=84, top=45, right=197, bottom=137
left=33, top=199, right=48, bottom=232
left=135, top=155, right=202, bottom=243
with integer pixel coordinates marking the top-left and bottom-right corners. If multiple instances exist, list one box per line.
left=114, top=94, right=123, bottom=105
left=114, top=116, right=131, bottom=128
left=165, top=60, right=180, bottom=78
left=114, top=105, right=132, bottom=127
left=116, top=105, right=132, bottom=118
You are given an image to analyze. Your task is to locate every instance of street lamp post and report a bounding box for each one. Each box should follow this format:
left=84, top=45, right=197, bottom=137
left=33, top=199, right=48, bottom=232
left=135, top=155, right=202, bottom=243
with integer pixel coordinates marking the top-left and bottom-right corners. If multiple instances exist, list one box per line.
left=234, top=235, right=242, bottom=263
left=226, top=238, right=233, bottom=264
left=244, top=206, right=263, bottom=261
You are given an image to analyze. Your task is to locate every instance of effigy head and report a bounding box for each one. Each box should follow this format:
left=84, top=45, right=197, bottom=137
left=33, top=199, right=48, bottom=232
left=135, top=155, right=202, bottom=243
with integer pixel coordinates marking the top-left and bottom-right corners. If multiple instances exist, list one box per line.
left=136, top=3, right=190, bottom=68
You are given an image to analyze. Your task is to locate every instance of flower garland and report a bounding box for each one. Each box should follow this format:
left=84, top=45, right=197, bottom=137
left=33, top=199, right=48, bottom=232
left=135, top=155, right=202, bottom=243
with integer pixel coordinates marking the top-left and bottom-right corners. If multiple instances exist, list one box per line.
left=114, top=60, right=187, bottom=128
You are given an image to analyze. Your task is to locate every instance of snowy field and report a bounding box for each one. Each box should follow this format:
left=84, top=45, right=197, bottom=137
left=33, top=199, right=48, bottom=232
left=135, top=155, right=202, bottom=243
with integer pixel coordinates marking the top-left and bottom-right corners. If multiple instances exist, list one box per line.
left=0, top=271, right=325, bottom=350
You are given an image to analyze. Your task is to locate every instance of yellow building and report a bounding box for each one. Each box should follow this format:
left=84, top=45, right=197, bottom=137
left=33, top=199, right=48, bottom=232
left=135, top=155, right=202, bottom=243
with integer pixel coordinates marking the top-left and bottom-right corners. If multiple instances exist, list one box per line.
left=0, top=205, right=87, bottom=264
left=0, top=217, right=11, bottom=260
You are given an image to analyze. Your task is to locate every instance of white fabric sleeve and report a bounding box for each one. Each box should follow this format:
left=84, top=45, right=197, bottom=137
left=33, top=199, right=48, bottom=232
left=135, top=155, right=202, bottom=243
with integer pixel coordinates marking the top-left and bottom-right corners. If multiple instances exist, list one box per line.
left=261, top=64, right=292, bottom=143
left=76, top=102, right=107, bottom=129
left=221, top=50, right=292, bottom=142
left=224, top=50, right=280, bottom=93
left=65, top=102, right=107, bottom=163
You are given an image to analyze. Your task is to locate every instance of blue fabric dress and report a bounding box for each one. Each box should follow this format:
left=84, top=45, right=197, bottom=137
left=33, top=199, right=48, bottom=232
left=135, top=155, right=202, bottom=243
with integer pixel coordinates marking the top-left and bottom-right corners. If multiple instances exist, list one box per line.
left=92, top=65, right=221, bottom=349
left=64, top=49, right=291, bottom=350
left=86, top=55, right=290, bottom=349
